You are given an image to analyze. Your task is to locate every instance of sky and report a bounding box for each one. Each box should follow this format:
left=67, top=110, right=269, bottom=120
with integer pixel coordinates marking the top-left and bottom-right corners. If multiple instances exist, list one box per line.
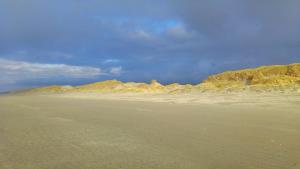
left=0, top=0, right=300, bottom=91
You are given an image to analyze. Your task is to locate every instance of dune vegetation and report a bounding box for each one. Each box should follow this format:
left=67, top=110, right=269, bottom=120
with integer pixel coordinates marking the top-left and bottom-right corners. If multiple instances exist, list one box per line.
left=24, top=63, right=300, bottom=94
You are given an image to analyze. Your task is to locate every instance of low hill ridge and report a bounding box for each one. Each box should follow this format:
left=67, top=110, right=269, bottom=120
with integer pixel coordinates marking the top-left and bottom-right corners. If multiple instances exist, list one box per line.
left=24, top=63, right=300, bottom=94
left=198, top=63, right=300, bottom=91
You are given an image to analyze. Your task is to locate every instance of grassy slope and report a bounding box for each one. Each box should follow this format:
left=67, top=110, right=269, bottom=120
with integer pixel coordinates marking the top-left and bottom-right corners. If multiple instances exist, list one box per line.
left=24, top=63, right=300, bottom=93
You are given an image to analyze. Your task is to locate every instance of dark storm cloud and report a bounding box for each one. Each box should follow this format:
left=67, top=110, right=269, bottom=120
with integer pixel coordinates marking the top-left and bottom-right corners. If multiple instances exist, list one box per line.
left=171, top=0, right=300, bottom=61
left=0, top=0, right=299, bottom=91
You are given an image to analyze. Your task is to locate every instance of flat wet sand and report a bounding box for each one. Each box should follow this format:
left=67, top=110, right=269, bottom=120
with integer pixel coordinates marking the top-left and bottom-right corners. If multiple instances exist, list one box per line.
left=0, top=95, right=300, bottom=169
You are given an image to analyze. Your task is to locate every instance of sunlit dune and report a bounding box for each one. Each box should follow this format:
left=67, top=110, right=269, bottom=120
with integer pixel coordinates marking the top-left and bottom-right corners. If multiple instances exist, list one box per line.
left=21, top=63, right=300, bottom=95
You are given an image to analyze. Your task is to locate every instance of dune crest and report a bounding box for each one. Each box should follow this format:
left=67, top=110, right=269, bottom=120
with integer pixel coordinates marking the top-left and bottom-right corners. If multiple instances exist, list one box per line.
left=25, top=63, right=300, bottom=94
left=198, top=63, right=300, bottom=92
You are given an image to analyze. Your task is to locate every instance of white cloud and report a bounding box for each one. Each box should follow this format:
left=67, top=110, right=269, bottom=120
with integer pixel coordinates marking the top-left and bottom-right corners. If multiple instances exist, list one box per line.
left=128, top=29, right=155, bottom=41
left=109, top=66, right=123, bottom=76
left=165, top=24, right=194, bottom=39
left=0, top=59, right=103, bottom=84
left=103, top=59, right=120, bottom=64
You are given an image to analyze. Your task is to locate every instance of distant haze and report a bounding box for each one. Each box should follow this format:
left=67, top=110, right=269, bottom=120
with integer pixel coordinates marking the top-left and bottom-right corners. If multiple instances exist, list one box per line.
left=0, top=0, right=300, bottom=91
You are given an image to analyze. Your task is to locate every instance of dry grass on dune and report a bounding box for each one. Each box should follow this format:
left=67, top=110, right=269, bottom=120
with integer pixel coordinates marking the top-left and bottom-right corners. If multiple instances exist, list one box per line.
left=22, top=63, right=300, bottom=94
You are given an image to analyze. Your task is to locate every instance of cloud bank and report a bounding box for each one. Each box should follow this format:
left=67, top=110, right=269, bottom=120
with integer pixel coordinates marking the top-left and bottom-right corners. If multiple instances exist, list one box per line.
left=0, top=59, right=106, bottom=90
left=0, top=59, right=102, bottom=79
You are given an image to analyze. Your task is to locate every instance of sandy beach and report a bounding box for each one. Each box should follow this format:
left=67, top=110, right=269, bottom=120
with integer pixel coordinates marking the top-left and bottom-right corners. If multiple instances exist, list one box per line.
left=0, top=94, right=300, bottom=169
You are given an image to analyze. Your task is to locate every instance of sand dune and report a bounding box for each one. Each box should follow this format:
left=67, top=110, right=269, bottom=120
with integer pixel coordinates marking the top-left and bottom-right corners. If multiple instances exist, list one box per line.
left=18, top=63, right=300, bottom=94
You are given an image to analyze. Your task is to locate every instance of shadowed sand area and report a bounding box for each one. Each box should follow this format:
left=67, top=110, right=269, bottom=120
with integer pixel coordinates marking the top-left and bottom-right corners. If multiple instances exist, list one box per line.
left=0, top=95, right=300, bottom=169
